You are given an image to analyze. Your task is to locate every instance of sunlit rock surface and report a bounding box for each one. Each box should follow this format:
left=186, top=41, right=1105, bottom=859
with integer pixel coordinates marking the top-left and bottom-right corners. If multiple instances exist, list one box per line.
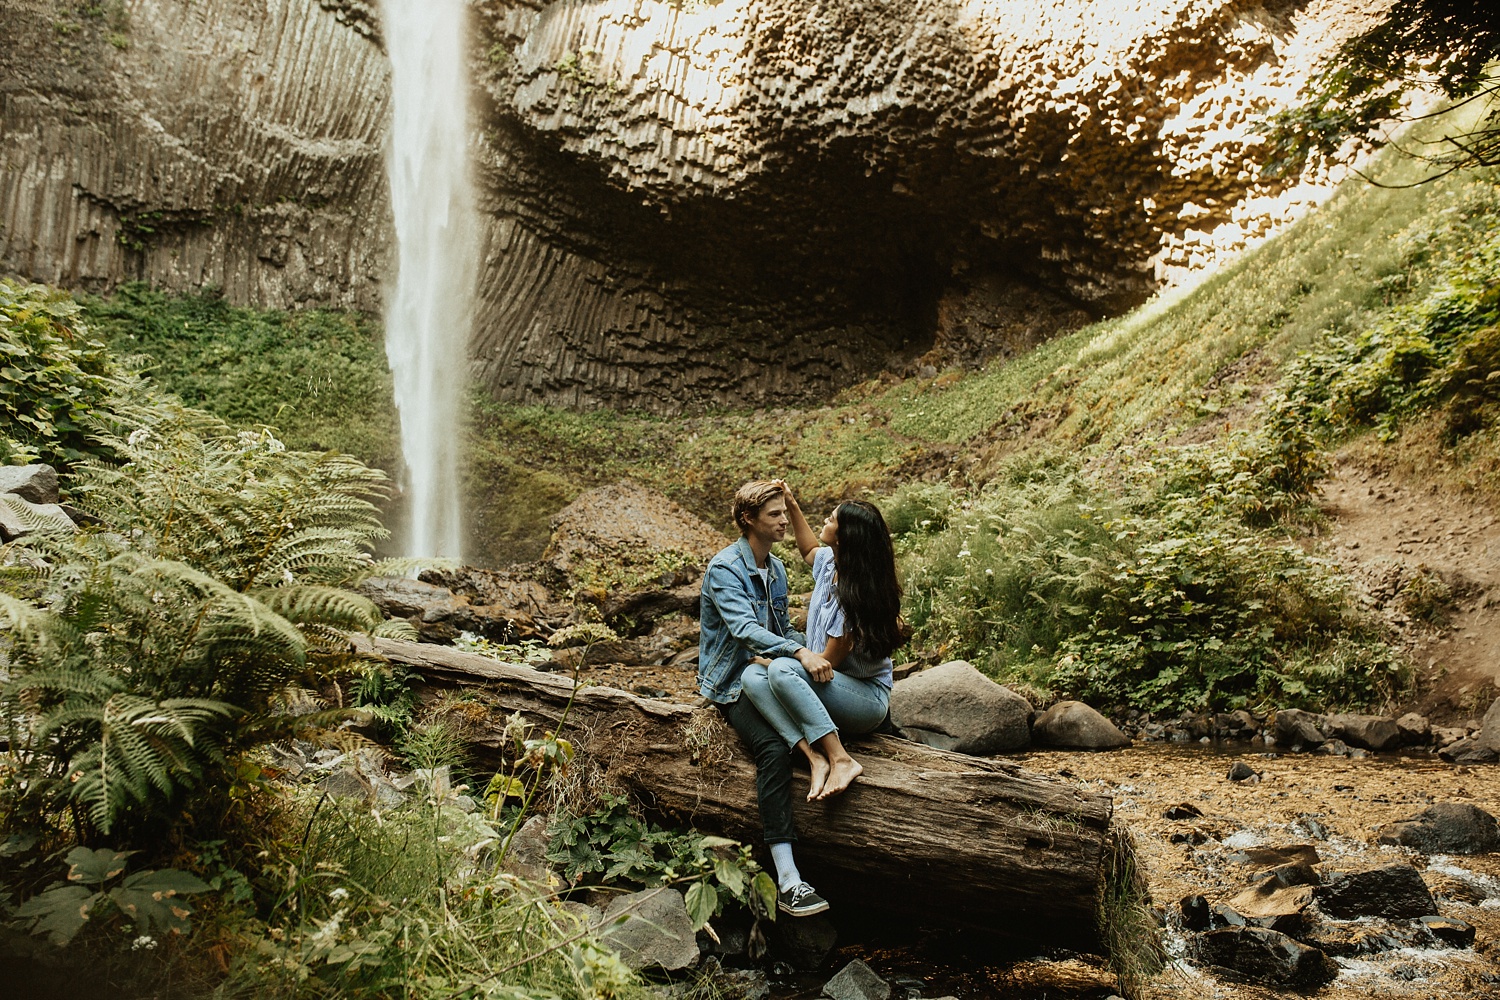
left=1, top=0, right=1379, bottom=412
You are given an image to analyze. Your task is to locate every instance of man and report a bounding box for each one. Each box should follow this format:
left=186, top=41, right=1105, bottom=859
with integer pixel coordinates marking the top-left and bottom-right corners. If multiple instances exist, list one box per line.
left=699, top=480, right=832, bottom=916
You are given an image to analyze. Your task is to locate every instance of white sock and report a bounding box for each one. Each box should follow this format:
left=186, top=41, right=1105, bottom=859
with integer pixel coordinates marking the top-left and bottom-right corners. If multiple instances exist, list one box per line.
left=769, top=842, right=801, bottom=891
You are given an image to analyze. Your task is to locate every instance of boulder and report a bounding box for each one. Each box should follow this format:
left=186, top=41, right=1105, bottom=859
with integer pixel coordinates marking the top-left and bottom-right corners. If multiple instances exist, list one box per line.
left=1438, top=736, right=1499, bottom=764
left=1376, top=802, right=1500, bottom=854
left=1322, top=713, right=1400, bottom=751
left=1179, top=894, right=1212, bottom=932
left=1030, top=700, right=1130, bottom=750
left=1396, top=712, right=1432, bottom=746
left=1194, top=926, right=1338, bottom=987
left=890, top=660, right=1032, bottom=755
left=1316, top=864, right=1437, bottom=920
left=0, top=494, right=76, bottom=542
left=597, top=888, right=699, bottom=971
left=501, top=814, right=554, bottom=882
left=1272, top=709, right=1325, bottom=749
left=1481, top=696, right=1500, bottom=753
left=821, top=959, right=891, bottom=1000
left=1220, top=884, right=1315, bottom=935
left=1226, top=761, right=1259, bottom=782
left=542, top=481, right=727, bottom=589
left=0, top=463, right=59, bottom=503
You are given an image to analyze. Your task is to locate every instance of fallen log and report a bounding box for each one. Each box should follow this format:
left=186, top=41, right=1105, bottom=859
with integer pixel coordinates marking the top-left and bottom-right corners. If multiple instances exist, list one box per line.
left=352, top=637, right=1134, bottom=954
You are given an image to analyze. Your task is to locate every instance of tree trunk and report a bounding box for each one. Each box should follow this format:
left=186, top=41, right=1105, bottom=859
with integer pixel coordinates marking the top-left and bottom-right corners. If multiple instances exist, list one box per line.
left=352, top=637, right=1127, bottom=953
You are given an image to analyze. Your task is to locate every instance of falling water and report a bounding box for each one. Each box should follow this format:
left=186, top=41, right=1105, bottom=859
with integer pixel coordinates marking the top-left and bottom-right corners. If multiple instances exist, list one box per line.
left=380, top=0, right=476, bottom=560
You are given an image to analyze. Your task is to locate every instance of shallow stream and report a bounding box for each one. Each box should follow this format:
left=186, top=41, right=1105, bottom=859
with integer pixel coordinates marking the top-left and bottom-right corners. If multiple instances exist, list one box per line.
left=758, top=744, right=1499, bottom=999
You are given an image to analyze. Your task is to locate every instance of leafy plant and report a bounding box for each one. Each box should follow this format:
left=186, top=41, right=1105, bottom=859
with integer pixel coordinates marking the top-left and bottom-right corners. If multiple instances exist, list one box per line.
left=0, top=279, right=141, bottom=471
left=547, top=794, right=776, bottom=931
left=12, top=847, right=210, bottom=946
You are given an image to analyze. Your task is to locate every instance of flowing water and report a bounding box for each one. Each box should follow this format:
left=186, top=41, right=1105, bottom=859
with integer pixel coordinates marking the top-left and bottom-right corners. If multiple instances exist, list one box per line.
left=379, top=0, right=476, bottom=560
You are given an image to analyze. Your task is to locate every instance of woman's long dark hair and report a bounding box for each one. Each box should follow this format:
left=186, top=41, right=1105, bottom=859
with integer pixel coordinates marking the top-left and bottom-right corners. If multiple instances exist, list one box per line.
left=832, top=500, right=905, bottom=661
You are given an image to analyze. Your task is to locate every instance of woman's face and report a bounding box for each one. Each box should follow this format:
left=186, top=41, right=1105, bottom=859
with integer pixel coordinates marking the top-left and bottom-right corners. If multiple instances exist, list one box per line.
left=819, top=509, right=839, bottom=548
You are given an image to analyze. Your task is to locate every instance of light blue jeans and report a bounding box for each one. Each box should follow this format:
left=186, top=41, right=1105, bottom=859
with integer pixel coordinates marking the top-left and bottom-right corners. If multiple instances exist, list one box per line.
left=740, top=656, right=890, bottom=750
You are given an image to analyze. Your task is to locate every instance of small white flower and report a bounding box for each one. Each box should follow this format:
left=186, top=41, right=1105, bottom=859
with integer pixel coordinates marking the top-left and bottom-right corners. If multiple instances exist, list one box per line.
left=985, top=568, right=994, bottom=576
left=127, top=428, right=151, bottom=447
left=328, top=887, right=349, bottom=902
left=282, top=568, right=295, bottom=585
left=132, top=934, right=157, bottom=950
left=958, top=549, right=971, bottom=559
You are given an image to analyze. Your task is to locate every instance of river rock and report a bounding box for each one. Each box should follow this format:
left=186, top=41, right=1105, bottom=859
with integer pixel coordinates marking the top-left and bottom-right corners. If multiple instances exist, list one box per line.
left=0, top=463, right=59, bottom=504
left=1030, top=700, right=1130, bottom=750
left=1322, top=713, right=1400, bottom=751
left=0, top=495, right=77, bottom=542
left=1272, top=709, right=1325, bottom=749
left=542, top=481, right=726, bottom=589
left=1221, top=883, right=1316, bottom=935
left=821, top=959, right=891, bottom=1000
left=1481, top=696, right=1500, bottom=753
left=1438, top=736, right=1499, bottom=764
left=1316, top=864, right=1437, bottom=919
left=1396, top=712, right=1432, bottom=745
left=1180, top=894, right=1212, bottom=931
left=1194, top=926, right=1338, bottom=987
left=1419, top=915, right=1476, bottom=949
left=598, top=888, right=699, bottom=971
left=1376, top=802, right=1500, bottom=854
left=890, top=660, right=1032, bottom=754
left=1226, top=760, right=1259, bottom=782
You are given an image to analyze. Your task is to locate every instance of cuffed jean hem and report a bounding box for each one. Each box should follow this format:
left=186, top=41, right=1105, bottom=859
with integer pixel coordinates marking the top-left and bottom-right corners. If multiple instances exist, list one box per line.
left=741, top=656, right=891, bottom=751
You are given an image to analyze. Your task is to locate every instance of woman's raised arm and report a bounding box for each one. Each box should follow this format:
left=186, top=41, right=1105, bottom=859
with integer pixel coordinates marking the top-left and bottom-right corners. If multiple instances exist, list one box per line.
left=776, top=480, right=821, bottom=566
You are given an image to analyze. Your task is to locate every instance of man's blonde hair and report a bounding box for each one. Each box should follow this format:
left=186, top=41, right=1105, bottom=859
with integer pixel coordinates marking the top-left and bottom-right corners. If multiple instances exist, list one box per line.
left=730, top=480, right=785, bottom=536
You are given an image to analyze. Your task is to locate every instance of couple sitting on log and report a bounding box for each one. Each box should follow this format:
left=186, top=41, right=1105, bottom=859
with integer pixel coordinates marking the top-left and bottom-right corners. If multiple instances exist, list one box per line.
left=698, top=480, right=905, bottom=918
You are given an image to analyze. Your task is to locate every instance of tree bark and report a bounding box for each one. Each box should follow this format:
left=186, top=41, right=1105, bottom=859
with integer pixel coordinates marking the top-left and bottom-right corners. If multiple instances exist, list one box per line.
left=353, top=637, right=1123, bottom=953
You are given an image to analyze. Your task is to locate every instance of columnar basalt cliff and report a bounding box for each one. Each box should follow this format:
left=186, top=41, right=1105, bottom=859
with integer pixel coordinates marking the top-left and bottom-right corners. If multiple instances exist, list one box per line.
left=1, top=0, right=1376, bottom=414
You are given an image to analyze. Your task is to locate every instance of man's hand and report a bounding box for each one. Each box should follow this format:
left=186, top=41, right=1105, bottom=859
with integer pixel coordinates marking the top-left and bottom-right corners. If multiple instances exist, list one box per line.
left=796, top=647, right=833, bottom=683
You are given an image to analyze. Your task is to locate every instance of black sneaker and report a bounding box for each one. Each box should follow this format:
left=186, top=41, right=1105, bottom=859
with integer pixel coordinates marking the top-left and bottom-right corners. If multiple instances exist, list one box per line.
left=777, top=882, right=830, bottom=917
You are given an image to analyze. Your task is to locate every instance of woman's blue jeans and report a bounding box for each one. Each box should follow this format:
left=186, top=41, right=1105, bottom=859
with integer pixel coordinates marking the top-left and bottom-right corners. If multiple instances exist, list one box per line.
left=740, top=657, right=890, bottom=750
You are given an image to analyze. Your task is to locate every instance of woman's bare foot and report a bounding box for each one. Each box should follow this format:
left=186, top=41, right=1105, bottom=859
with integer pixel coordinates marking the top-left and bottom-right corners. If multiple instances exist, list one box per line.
left=806, top=753, right=831, bottom=800
left=816, top=756, right=863, bottom=798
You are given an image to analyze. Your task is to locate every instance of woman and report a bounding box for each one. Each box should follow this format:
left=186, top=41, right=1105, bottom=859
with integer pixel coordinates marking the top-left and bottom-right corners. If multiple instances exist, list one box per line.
left=741, top=486, right=905, bottom=802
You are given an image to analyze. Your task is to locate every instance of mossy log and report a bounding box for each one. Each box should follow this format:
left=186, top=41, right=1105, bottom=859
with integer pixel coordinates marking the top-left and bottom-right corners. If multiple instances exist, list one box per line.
left=352, top=636, right=1124, bottom=953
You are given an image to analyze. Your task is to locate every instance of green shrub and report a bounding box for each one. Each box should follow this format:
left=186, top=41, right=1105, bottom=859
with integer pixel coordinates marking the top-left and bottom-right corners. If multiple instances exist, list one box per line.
left=0, top=280, right=141, bottom=470
left=898, top=450, right=1403, bottom=715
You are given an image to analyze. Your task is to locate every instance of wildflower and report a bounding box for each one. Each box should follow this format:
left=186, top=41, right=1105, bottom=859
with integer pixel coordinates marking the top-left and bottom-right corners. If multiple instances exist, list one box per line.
left=127, top=427, right=152, bottom=447
left=328, top=887, right=349, bottom=902
left=958, top=549, right=971, bottom=559
left=985, top=568, right=994, bottom=576
left=132, top=934, right=157, bottom=950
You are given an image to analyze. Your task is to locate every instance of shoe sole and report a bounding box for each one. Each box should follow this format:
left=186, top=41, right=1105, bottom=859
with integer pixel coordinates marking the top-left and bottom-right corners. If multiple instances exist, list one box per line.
left=778, top=899, right=831, bottom=917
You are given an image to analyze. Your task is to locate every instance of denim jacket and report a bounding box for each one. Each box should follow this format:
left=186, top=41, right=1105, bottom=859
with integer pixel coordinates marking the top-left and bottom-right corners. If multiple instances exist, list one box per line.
left=698, top=537, right=806, bottom=703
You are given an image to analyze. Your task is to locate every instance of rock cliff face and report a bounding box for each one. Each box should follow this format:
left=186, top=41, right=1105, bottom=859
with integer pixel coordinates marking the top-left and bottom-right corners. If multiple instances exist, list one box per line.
left=1, top=0, right=1375, bottom=414
left=0, top=0, right=391, bottom=311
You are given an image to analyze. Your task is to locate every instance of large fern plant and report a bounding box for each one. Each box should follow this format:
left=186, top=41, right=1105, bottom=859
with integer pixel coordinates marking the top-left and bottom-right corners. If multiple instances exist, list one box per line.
left=1, top=402, right=414, bottom=837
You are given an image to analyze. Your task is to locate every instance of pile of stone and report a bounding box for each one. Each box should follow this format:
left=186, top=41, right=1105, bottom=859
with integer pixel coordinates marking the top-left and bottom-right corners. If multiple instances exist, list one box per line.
left=0, top=464, right=81, bottom=542
left=1177, top=831, right=1489, bottom=987
left=1271, top=703, right=1500, bottom=762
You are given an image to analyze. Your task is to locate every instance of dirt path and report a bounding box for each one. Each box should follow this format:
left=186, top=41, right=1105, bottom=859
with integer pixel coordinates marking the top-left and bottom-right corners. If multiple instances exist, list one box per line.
left=1318, top=454, right=1500, bottom=723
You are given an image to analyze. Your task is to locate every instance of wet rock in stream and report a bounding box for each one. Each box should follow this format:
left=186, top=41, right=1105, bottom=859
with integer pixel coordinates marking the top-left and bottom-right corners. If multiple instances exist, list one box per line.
left=1378, top=802, right=1500, bottom=854
left=1194, top=926, right=1339, bottom=987
left=1317, top=864, right=1439, bottom=920
left=821, top=959, right=890, bottom=1000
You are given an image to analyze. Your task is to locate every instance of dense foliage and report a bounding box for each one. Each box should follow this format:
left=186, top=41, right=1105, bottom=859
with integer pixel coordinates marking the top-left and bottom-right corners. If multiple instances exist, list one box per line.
left=1262, top=0, right=1500, bottom=177
left=0, top=280, right=139, bottom=471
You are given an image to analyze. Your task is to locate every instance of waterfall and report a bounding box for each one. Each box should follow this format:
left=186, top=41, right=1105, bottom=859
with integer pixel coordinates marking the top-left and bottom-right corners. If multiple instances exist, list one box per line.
left=380, top=0, right=476, bottom=561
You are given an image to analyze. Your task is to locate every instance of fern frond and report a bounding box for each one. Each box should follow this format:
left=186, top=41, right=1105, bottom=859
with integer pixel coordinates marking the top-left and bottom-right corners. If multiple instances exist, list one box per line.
left=372, top=617, right=420, bottom=641
left=66, top=694, right=235, bottom=833
left=253, top=585, right=382, bottom=633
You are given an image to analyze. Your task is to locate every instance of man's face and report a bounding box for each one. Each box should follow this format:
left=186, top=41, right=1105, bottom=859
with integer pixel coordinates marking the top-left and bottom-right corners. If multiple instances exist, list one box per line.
left=745, top=496, right=789, bottom=545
